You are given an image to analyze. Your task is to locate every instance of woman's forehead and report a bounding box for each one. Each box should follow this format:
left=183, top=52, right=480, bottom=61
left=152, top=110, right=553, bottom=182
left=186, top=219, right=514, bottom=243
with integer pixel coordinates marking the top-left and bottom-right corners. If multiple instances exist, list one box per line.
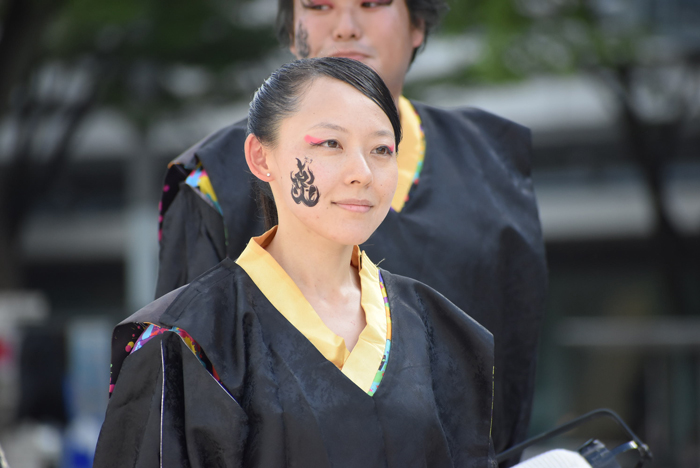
left=283, top=78, right=393, bottom=133
left=299, top=77, right=383, bottom=114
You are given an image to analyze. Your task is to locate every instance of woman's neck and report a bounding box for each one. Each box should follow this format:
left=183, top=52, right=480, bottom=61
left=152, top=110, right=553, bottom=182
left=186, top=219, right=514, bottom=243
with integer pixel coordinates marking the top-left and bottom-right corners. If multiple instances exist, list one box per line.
left=265, top=223, right=358, bottom=299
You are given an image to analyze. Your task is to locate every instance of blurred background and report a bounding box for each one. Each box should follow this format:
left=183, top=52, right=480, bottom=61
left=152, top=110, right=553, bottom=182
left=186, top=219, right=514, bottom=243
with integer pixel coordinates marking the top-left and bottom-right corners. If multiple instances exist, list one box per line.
left=0, top=0, right=699, bottom=466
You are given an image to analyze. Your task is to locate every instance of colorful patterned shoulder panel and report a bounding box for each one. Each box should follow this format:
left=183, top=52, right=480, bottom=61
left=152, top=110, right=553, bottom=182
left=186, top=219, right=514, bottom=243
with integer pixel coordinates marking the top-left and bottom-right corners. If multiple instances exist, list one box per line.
left=185, top=162, right=223, bottom=216
left=368, top=270, right=392, bottom=396
left=113, top=273, right=392, bottom=398
left=131, top=323, right=221, bottom=382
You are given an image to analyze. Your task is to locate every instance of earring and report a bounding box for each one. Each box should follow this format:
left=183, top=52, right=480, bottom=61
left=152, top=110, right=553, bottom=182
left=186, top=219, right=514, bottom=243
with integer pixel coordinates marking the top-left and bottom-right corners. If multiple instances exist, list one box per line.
left=266, top=173, right=271, bottom=177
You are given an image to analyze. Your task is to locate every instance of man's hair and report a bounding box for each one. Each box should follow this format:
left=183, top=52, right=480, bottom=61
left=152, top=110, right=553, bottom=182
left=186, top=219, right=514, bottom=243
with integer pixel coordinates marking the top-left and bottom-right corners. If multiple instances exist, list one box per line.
left=248, top=57, right=402, bottom=229
left=275, top=0, right=448, bottom=61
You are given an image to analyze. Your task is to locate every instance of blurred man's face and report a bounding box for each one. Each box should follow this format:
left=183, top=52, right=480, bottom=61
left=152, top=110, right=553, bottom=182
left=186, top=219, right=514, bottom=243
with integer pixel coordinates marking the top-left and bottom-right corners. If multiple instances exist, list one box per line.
left=290, top=0, right=425, bottom=100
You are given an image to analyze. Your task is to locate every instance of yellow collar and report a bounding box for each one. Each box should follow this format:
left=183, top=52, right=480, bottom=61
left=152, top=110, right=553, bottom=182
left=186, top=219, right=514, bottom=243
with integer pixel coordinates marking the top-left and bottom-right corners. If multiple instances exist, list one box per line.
left=235, top=227, right=387, bottom=393
left=392, top=96, right=425, bottom=212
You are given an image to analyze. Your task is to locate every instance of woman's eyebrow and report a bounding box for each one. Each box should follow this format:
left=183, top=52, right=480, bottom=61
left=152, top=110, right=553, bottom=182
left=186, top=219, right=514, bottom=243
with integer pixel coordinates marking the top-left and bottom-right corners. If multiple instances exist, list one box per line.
left=310, top=123, right=393, bottom=139
left=373, top=129, right=393, bottom=138
left=310, top=122, right=348, bottom=133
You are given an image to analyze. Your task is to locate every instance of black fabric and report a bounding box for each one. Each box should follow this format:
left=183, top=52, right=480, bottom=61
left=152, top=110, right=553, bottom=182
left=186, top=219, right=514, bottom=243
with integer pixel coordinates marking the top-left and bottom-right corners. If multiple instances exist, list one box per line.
left=155, top=121, right=261, bottom=296
left=96, top=261, right=495, bottom=468
left=160, top=184, right=227, bottom=284
left=154, top=102, right=547, bottom=458
left=364, top=103, right=547, bottom=458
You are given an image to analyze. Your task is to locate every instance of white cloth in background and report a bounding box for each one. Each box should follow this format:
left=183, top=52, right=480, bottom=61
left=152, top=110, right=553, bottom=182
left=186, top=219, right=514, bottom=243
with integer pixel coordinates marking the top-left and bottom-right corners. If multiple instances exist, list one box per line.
left=515, top=449, right=592, bottom=468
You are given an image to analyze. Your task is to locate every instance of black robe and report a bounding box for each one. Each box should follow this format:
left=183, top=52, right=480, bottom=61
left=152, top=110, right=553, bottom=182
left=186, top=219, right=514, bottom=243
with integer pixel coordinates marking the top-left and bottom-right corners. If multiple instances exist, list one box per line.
left=155, top=101, right=547, bottom=458
left=95, top=260, right=496, bottom=468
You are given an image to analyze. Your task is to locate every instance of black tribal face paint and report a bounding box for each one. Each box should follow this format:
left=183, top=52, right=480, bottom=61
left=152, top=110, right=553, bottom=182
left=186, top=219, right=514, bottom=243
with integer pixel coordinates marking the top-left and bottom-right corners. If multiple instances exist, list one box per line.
left=295, top=23, right=311, bottom=59
left=290, top=157, right=320, bottom=207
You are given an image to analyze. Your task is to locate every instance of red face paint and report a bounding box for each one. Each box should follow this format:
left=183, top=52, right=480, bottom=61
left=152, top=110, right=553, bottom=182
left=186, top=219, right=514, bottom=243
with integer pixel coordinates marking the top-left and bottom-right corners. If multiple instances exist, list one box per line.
left=305, top=135, right=325, bottom=145
left=388, top=145, right=395, bottom=154
left=301, top=0, right=333, bottom=8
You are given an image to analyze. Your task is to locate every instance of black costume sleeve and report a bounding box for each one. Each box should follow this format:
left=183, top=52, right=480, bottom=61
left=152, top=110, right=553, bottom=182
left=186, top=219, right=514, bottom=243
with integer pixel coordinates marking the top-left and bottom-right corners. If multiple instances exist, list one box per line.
left=154, top=120, right=263, bottom=300
left=94, top=333, right=248, bottom=468
left=487, top=118, right=544, bottom=463
left=156, top=185, right=227, bottom=298
left=462, top=113, right=544, bottom=461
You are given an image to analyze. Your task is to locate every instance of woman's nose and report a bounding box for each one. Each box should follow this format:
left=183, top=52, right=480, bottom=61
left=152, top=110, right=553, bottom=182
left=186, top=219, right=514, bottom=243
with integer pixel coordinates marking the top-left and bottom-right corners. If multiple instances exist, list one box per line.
left=345, top=150, right=373, bottom=186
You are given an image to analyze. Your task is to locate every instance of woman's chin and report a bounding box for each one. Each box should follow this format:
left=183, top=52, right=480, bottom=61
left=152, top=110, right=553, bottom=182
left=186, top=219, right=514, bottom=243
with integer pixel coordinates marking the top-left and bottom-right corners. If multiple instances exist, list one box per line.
left=284, top=208, right=387, bottom=248
left=327, top=232, right=373, bottom=247
left=321, top=223, right=379, bottom=247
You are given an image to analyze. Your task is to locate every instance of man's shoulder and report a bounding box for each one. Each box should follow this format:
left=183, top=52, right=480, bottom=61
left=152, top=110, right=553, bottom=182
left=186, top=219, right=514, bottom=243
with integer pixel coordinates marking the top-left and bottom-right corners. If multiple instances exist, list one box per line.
left=410, top=99, right=532, bottom=176
left=170, top=118, right=249, bottom=167
left=410, top=99, right=529, bottom=137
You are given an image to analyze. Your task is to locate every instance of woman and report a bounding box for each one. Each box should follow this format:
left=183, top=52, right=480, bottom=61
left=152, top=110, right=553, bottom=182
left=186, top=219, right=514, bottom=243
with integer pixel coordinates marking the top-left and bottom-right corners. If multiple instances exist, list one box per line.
left=95, top=58, right=495, bottom=467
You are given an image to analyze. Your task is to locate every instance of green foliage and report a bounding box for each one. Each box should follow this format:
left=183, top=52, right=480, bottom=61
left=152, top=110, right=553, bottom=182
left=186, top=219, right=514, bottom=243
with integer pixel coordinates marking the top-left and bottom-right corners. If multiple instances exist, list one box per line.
left=47, top=0, right=277, bottom=65
left=28, top=0, right=280, bottom=121
left=426, top=0, right=653, bottom=86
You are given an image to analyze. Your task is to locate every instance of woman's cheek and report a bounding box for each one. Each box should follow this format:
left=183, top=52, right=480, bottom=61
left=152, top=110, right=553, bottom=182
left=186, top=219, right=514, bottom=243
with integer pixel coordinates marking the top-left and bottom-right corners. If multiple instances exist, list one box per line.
left=379, top=161, right=398, bottom=195
left=307, top=160, right=331, bottom=196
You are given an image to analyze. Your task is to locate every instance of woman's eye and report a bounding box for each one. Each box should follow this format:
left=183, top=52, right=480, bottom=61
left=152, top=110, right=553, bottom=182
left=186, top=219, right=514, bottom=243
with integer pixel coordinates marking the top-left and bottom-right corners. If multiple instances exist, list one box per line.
left=310, top=139, right=340, bottom=149
left=373, top=145, right=394, bottom=156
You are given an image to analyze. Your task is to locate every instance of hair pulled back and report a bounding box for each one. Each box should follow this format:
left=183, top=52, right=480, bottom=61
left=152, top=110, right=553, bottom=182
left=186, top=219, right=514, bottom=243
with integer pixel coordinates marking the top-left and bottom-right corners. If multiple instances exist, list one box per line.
left=248, top=57, right=401, bottom=230
left=275, top=0, right=448, bottom=62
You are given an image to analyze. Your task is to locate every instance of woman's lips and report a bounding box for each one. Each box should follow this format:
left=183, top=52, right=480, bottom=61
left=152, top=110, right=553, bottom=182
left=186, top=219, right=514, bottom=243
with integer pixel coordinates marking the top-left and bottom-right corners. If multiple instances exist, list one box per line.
left=333, top=199, right=373, bottom=213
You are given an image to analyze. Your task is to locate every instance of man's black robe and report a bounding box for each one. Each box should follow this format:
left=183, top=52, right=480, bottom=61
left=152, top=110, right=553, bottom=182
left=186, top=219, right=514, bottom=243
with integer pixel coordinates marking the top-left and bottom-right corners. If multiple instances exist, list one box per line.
left=155, top=101, right=547, bottom=458
left=95, top=260, right=495, bottom=468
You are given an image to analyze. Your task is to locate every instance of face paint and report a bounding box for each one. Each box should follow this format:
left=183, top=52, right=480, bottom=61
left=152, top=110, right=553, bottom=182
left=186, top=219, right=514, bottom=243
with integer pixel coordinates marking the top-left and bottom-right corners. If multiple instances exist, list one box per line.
left=301, top=0, right=333, bottom=8
left=304, top=135, right=324, bottom=145
left=388, top=144, right=395, bottom=154
left=290, top=157, right=320, bottom=207
left=295, top=23, right=311, bottom=59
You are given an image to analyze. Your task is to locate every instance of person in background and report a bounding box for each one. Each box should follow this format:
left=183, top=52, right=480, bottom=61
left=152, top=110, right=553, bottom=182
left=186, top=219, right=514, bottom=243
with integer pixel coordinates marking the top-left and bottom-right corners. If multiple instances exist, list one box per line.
left=155, top=0, right=547, bottom=461
left=96, top=57, right=496, bottom=467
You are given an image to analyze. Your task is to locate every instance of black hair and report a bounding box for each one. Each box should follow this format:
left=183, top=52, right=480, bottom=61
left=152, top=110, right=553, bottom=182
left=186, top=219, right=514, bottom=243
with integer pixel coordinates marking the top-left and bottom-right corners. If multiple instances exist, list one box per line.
left=276, top=0, right=448, bottom=63
left=248, top=57, right=401, bottom=230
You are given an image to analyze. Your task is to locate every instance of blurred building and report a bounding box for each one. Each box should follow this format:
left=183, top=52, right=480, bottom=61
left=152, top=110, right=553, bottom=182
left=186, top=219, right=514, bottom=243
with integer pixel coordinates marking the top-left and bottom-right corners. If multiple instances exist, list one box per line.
left=0, top=0, right=699, bottom=466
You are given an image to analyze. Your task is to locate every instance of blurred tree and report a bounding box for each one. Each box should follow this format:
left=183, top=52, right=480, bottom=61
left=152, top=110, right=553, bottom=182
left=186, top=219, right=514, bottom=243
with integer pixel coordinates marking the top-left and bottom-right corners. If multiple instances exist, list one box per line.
left=0, top=0, right=279, bottom=288
left=433, top=0, right=700, bottom=316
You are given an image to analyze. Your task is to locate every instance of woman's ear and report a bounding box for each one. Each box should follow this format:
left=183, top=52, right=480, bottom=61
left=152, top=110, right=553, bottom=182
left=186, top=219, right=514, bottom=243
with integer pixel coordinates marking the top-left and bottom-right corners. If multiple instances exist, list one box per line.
left=245, top=134, right=274, bottom=181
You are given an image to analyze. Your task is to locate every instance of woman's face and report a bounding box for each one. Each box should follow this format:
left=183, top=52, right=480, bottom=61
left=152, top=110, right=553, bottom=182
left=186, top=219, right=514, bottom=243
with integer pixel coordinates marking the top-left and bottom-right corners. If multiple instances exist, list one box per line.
left=289, top=0, right=424, bottom=100
left=266, top=76, right=398, bottom=246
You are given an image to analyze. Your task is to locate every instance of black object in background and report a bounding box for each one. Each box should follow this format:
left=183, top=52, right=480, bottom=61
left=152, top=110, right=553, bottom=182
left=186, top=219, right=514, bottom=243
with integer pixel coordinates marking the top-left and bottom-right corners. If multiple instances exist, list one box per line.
left=17, top=325, right=67, bottom=424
